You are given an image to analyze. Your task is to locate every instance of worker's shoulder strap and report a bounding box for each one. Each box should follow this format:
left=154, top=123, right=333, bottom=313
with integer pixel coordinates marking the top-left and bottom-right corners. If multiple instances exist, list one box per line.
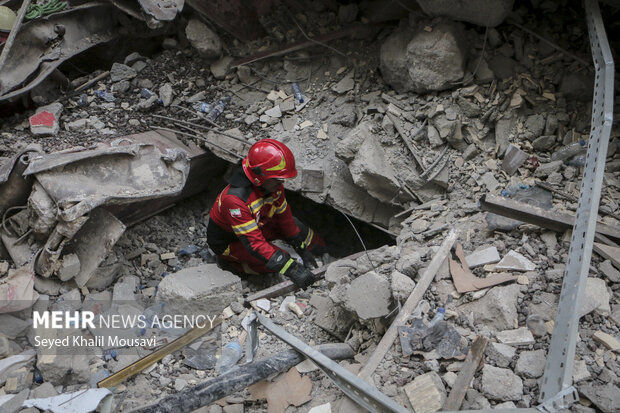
left=227, top=185, right=254, bottom=202
left=226, top=167, right=255, bottom=202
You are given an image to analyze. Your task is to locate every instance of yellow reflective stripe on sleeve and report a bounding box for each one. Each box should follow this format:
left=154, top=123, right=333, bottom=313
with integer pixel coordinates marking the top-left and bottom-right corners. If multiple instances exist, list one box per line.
left=274, top=199, right=288, bottom=214
left=301, top=228, right=314, bottom=248
left=249, top=198, right=264, bottom=214
left=232, top=220, right=259, bottom=235
left=279, top=258, right=295, bottom=275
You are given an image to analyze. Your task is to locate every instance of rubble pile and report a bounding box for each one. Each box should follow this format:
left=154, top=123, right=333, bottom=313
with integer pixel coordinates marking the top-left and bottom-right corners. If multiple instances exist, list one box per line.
left=0, top=0, right=618, bottom=412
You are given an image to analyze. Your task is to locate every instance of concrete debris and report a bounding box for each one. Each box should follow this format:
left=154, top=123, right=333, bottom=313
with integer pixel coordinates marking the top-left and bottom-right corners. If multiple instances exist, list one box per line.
left=210, top=56, right=233, bottom=80
left=457, top=284, right=520, bottom=331
left=110, top=63, right=137, bottom=82
left=29, top=102, right=63, bottom=136
left=599, top=260, right=620, bottom=282
left=480, top=365, right=523, bottom=401
left=573, top=359, right=591, bottom=382
left=157, top=264, right=241, bottom=316
left=496, top=327, right=535, bottom=346
left=23, top=388, right=112, bottom=413
left=464, top=246, right=500, bottom=268
left=485, top=342, right=516, bottom=368
left=186, top=18, right=223, bottom=59
left=310, top=295, right=354, bottom=341
left=391, top=270, right=415, bottom=302
left=403, top=371, right=446, bottom=413
left=346, top=272, right=391, bottom=320
left=380, top=22, right=466, bottom=93
left=331, top=72, right=355, bottom=94
left=580, top=277, right=611, bottom=317
left=249, top=367, right=312, bottom=412
left=501, top=144, right=528, bottom=175
left=514, top=349, right=546, bottom=378
left=495, top=250, right=536, bottom=272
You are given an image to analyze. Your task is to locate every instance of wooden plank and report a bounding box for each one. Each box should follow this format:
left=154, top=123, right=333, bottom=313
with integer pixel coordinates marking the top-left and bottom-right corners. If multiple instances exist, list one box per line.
left=593, top=242, right=620, bottom=270
left=443, top=335, right=489, bottom=411
left=357, top=229, right=459, bottom=381
left=98, top=318, right=222, bottom=388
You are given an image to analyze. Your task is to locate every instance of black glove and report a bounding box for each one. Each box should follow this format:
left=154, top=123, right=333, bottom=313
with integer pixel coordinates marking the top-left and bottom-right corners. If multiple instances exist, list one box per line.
left=298, top=248, right=318, bottom=269
left=284, top=261, right=315, bottom=289
left=265, top=250, right=315, bottom=289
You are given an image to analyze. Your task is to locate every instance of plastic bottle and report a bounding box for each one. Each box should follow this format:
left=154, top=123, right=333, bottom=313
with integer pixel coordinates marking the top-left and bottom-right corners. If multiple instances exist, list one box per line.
left=192, top=101, right=213, bottom=113
left=291, top=82, right=304, bottom=103
left=551, top=139, right=587, bottom=162
left=567, top=154, right=586, bottom=168
left=206, top=96, right=231, bottom=122
left=95, top=90, right=115, bottom=102
left=140, top=88, right=155, bottom=99
left=500, top=184, right=530, bottom=198
left=77, top=94, right=88, bottom=106
left=215, top=340, right=243, bottom=374
left=427, top=307, right=445, bottom=328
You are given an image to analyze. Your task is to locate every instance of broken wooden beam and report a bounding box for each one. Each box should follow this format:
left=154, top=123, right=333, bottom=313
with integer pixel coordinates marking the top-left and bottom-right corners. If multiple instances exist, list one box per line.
left=243, top=251, right=365, bottom=306
left=98, top=318, right=222, bottom=389
left=133, top=343, right=354, bottom=413
left=479, top=194, right=620, bottom=241
left=443, top=335, right=488, bottom=411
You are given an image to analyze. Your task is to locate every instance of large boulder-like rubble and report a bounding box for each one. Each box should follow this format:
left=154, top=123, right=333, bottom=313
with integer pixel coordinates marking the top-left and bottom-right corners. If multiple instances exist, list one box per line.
left=457, top=284, right=520, bottom=331
left=380, top=22, right=466, bottom=93
left=185, top=18, right=222, bottom=59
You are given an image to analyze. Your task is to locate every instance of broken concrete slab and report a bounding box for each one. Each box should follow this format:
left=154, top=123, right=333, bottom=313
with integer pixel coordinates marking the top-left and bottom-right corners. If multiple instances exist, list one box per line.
left=249, top=367, right=312, bottom=412
left=403, top=371, right=446, bottom=413
left=464, top=246, right=500, bottom=268
left=159, top=83, right=174, bottom=107
left=346, top=272, right=391, bottom=320
left=480, top=365, right=523, bottom=401
left=157, top=264, right=242, bottom=316
left=599, top=260, right=620, bottom=283
left=391, top=270, right=415, bottom=302
left=496, top=327, right=535, bottom=346
left=494, top=250, right=535, bottom=272
left=573, top=359, right=591, bottom=382
left=210, top=56, right=233, bottom=80
left=110, top=63, right=137, bottom=82
left=331, top=72, right=355, bottom=94
left=514, top=349, right=546, bottom=378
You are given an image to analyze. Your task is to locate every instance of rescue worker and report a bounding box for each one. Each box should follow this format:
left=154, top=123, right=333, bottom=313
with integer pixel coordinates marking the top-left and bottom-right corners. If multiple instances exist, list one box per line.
left=207, top=139, right=327, bottom=289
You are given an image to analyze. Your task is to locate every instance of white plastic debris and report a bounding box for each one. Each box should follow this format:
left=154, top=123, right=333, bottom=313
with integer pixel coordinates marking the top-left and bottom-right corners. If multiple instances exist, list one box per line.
left=23, top=388, right=113, bottom=413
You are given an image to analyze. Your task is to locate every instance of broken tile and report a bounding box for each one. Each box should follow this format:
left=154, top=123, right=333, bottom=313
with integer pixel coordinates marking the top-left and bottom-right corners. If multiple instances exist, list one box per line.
left=404, top=371, right=446, bottom=413
left=495, top=250, right=535, bottom=272
left=248, top=368, right=312, bottom=412
left=265, top=105, right=282, bottom=118
left=592, top=331, right=620, bottom=352
left=450, top=244, right=517, bottom=293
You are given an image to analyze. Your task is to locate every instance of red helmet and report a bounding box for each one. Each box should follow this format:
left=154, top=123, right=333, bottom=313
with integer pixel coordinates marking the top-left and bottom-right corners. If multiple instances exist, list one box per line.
left=242, top=139, right=297, bottom=186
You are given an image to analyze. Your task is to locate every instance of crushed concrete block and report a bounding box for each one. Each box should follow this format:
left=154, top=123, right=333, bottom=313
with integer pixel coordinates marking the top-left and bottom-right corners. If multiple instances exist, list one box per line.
left=391, top=270, right=415, bottom=302
left=279, top=100, right=295, bottom=113
left=0, top=388, right=29, bottom=413
left=311, top=295, right=355, bottom=341
left=442, top=371, right=457, bottom=388
left=502, top=144, right=528, bottom=175
left=110, top=63, right=137, bottom=82
left=395, top=251, right=423, bottom=278
left=427, top=124, right=444, bottom=147
left=331, top=72, right=355, bottom=94
left=580, top=277, right=611, bottom=317
left=464, top=246, right=500, bottom=268
left=480, top=172, right=499, bottom=192
left=495, top=250, right=535, bottom=272
left=573, top=359, right=591, bottom=382
left=159, top=83, right=174, bottom=107
left=495, top=402, right=517, bottom=409
left=37, top=354, right=90, bottom=384
left=496, top=327, right=535, bottom=346
left=265, top=105, right=283, bottom=118
left=515, top=349, right=546, bottom=378
left=0, top=315, right=30, bottom=339
left=57, top=253, right=80, bottom=282
left=308, top=402, right=331, bottom=413
left=592, top=331, right=620, bottom=352
left=346, top=272, right=391, bottom=320
left=185, top=18, right=222, bottom=59
left=335, top=121, right=373, bottom=161
left=157, top=264, right=241, bottom=316
left=485, top=342, right=516, bottom=368
left=480, top=365, right=523, bottom=401
left=403, top=371, right=446, bottom=413
left=457, top=284, right=520, bottom=331
left=324, top=259, right=355, bottom=286
left=534, top=160, right=563, bottom=177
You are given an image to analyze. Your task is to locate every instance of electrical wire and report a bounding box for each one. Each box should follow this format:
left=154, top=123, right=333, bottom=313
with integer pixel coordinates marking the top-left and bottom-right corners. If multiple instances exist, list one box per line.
left=339, top=211, right=377, bottom=272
